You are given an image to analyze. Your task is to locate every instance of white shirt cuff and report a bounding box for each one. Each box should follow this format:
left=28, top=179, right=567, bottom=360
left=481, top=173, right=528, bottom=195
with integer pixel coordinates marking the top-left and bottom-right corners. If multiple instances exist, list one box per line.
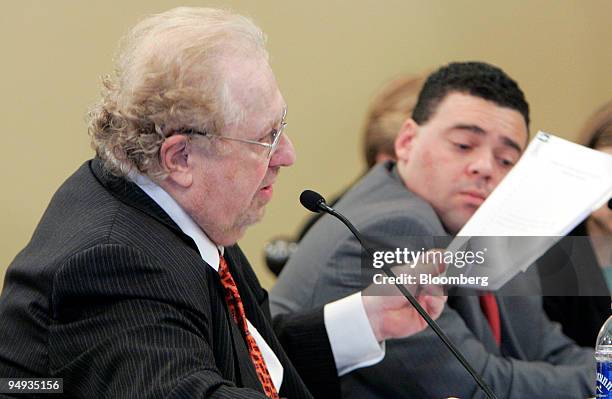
left=323, top=291, right=386, bottom=376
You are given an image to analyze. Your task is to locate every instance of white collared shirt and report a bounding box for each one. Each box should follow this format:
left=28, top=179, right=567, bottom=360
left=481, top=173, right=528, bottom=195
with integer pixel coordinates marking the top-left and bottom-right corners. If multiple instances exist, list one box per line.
left=131, top=174, right=385, bottom=390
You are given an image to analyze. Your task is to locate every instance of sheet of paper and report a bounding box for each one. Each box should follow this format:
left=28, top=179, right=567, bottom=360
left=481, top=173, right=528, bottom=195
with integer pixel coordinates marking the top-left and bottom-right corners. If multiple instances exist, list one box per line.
left=446, top=131, right=612, bottom=290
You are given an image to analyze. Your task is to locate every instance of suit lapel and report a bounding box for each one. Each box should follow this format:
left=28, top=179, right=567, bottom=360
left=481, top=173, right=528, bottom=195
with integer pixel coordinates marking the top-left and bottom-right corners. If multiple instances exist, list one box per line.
left=89, top=159, right=309, bottom=396
left=91, top=158, right=267, bottom=392
left=449, top=289, right=502, bottom=353
left=89, top=158, right=193, bottom=246
left=495, top=296, right=526, bottom=359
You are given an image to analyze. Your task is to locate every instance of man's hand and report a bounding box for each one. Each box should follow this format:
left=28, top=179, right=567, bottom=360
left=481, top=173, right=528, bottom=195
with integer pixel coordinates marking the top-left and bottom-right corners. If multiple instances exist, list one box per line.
left=361, top=251, right=447, bottom=341
left=362, top=289, right=446, bottom=342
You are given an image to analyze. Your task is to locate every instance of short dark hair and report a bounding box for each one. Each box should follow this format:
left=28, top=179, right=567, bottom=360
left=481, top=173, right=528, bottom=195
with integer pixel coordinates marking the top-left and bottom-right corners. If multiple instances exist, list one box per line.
left=412, top=62, right=530, bottom=129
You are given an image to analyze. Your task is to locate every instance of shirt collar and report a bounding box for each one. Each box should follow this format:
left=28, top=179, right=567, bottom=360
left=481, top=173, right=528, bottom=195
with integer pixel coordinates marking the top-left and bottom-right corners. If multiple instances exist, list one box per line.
left=129, top=172, right=223, bottom=271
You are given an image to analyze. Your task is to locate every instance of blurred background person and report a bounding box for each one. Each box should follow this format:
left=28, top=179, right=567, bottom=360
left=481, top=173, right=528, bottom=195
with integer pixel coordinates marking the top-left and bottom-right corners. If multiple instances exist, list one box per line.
left=578, top=99, right=612, bottom=274
left=540, top=99, right=612, bottom=347
left=362, top=74, right=428, bottom=168
left=264, top=73, right=426, bottom=275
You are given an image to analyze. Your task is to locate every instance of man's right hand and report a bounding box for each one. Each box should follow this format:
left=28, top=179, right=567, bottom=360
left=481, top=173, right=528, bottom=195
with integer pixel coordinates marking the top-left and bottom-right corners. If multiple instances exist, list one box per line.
left=361, top=250, right=447, bottom=341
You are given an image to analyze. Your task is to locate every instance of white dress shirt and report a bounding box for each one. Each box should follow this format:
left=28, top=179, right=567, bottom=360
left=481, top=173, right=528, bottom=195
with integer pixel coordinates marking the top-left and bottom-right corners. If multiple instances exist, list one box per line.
left=131, top=174, right=385, bottom=390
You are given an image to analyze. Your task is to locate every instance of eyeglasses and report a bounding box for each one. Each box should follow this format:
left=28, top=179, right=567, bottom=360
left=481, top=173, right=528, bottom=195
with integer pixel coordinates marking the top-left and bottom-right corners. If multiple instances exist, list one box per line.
left=174, top=109, right=287, bottom=159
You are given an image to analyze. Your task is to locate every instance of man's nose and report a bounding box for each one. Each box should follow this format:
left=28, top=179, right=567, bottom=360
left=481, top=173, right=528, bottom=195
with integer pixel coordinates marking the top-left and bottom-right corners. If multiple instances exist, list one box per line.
left=269, top=133, right=296, bottom=168
left=467, top=150, right=495, bottom=180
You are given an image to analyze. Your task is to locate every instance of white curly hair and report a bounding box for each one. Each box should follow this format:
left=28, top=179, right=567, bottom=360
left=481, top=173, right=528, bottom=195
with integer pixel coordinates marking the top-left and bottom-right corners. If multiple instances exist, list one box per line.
left=87, top=7, right=268, bottom=177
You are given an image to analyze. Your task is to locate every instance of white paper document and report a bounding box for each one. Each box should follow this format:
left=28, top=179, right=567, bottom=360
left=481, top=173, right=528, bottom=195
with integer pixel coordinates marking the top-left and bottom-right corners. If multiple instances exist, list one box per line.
left=446, top=131, right=612, bottom=290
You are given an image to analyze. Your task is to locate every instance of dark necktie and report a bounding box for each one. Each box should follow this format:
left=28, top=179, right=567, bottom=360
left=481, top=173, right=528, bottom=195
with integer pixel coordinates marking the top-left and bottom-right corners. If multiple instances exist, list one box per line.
left=218, top=256, right=280, bottom=399
left=479, top=292, right=501, bottom=346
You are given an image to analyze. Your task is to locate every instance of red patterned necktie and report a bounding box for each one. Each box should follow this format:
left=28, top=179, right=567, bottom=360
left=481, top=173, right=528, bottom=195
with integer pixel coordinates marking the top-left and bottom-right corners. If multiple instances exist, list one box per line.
left=218, top=256, right=280, bottom=399
left=479, top=292, right=501, bottom=346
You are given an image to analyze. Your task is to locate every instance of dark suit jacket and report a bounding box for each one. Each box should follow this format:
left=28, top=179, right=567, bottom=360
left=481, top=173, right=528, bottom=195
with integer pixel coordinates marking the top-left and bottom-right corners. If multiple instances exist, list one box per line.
left=272, top=161, right=595, bottom=399
left=0, top=159, right=339, bottom=398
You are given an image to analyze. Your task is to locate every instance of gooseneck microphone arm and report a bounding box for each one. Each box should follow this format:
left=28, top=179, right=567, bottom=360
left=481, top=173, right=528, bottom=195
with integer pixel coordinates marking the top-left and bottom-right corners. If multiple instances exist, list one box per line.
left=299, top=190, right=498, bottom=399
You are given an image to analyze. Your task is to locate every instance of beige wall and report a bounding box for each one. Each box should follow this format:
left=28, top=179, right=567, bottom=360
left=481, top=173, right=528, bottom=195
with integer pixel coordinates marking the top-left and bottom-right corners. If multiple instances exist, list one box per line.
left=1, top=0, right=611, bottom=290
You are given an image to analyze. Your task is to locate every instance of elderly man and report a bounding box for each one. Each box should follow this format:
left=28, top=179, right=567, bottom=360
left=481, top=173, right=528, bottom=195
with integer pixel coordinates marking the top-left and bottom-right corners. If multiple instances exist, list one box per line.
left=272, top=62, right=596, bottom=398
left=0, top=8, right=444, bottom=399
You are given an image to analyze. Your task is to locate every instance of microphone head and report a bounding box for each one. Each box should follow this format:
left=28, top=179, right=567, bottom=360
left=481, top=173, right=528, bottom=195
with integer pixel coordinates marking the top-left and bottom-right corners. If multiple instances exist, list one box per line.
left=609, top=198, right=612, bottom=210
left=300, top=190, right=326, bottom=213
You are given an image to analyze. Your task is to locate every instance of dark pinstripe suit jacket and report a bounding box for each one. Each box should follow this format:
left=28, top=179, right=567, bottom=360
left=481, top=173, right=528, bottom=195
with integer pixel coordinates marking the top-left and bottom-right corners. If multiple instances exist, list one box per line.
left=0, top=159, right=339, bottom=398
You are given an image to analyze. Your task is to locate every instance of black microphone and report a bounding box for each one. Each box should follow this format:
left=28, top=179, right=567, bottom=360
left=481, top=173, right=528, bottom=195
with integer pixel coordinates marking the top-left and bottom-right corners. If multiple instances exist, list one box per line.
left=300, top=189, right=498, bottom=399
left=300, top=190, right=334, bottom=213
left=608, top=198, right=611, bottom=210
left=300, top=190, right=374, bottom=256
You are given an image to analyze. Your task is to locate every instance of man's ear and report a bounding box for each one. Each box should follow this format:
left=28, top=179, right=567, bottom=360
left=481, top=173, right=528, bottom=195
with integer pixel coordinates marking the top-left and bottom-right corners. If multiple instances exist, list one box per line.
left=159, top=135, right=193, bottom=188
left=395, top=118, right=419, bottom=161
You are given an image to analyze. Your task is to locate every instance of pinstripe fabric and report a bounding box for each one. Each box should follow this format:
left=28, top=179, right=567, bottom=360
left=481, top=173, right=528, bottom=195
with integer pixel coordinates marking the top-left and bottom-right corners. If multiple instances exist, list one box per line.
left=0, top=159, right=340, bottom=399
